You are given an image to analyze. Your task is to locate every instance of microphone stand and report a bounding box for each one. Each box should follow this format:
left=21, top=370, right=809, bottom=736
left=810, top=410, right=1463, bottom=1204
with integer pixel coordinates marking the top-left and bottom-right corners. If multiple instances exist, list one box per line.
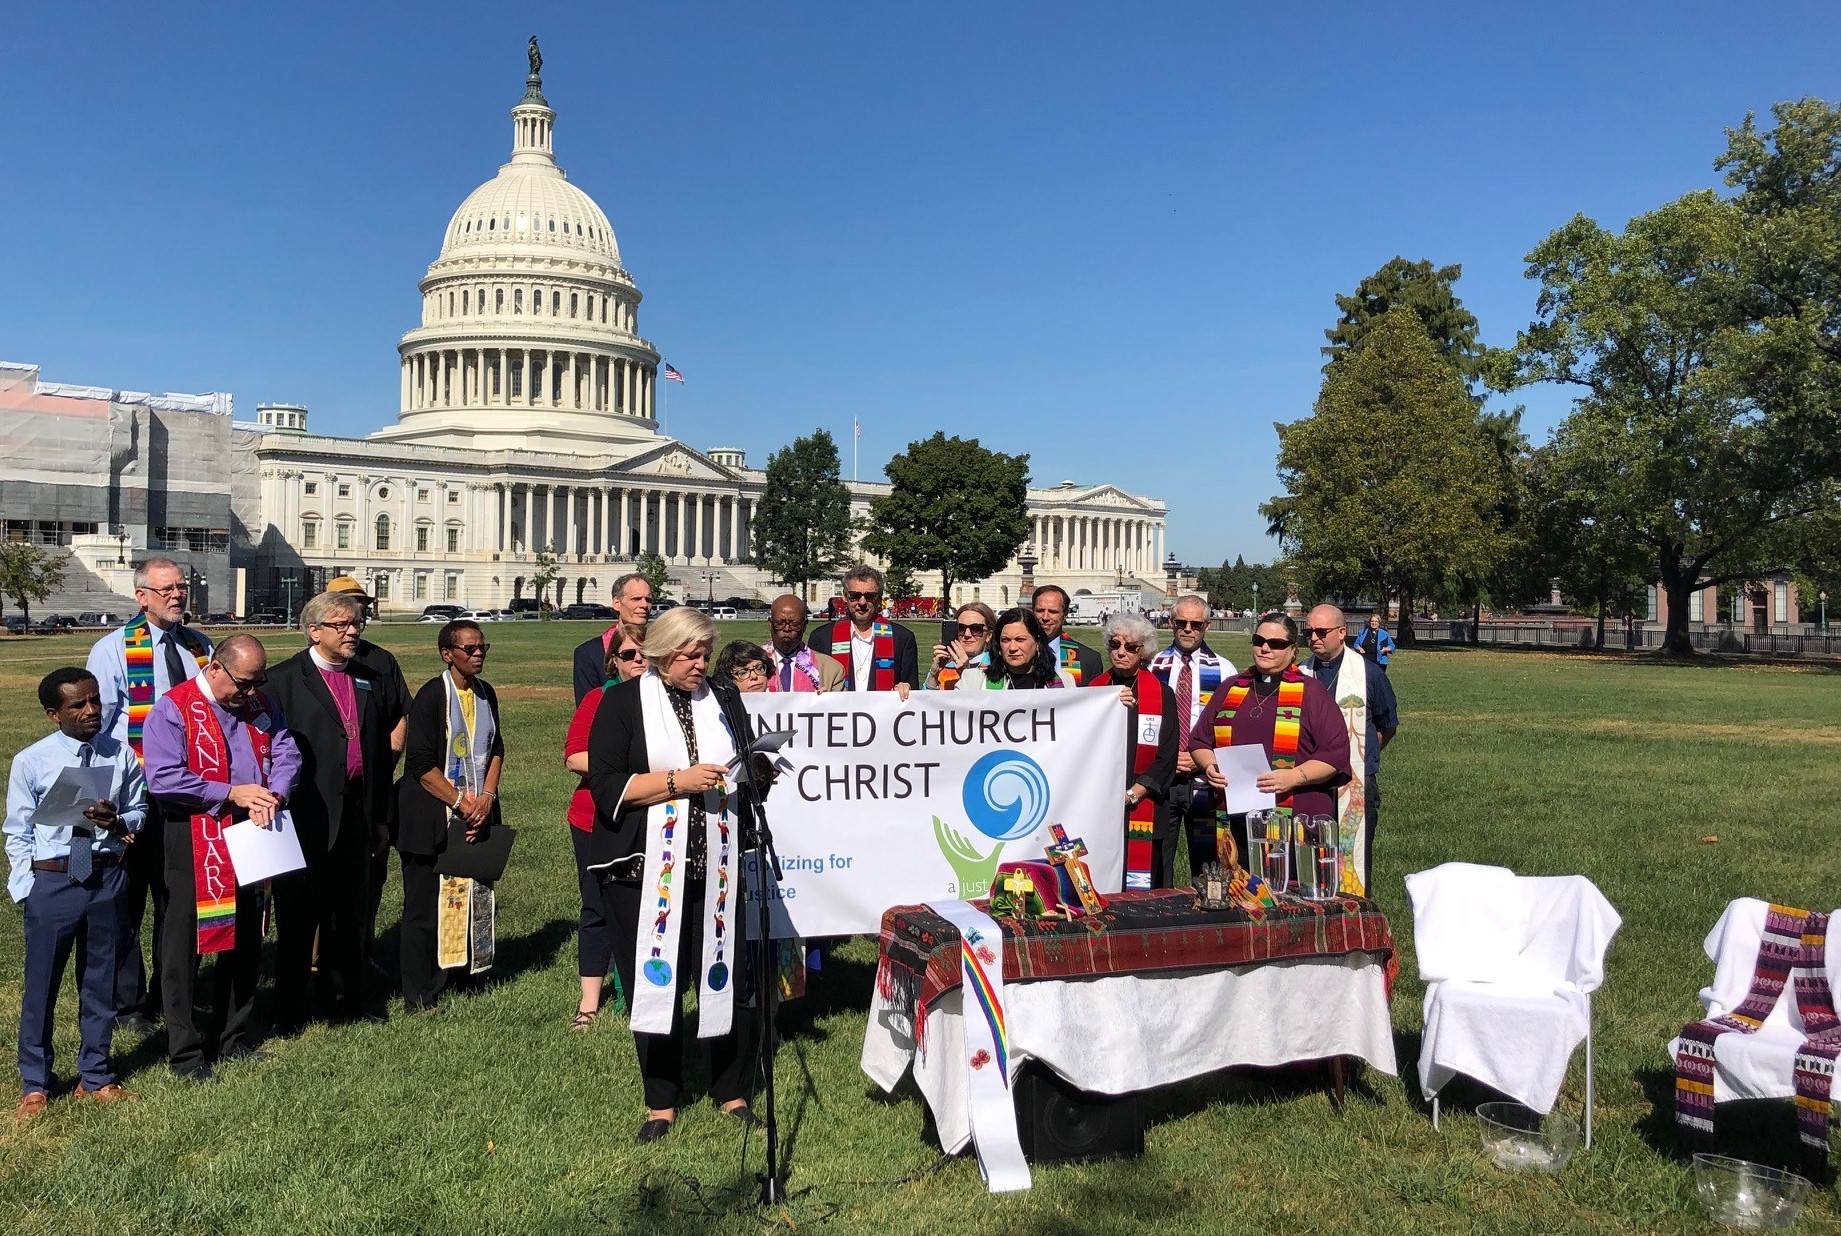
left=730, top=728, right=790, bottom=1206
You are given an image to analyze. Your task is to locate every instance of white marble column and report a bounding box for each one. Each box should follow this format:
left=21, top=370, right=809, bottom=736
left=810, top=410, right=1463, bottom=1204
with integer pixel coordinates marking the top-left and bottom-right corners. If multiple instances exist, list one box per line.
left=638, top=490, right=651, bottom=557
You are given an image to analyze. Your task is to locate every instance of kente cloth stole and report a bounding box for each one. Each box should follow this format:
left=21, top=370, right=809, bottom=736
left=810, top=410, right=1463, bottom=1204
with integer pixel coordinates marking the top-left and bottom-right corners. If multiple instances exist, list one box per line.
left=767, top=646, right=822, bottom=692
left=123, top=613, right=209, bottom=765
left=1150, top=646, right=1225, bottom=729
left=1304, top=653, right=1369, bottom=896
left=167, top=676, right=271, bottom=955
left=1676, top=905, right=1841, bottom=1156
left=631, top=672, right=740, bottom=1037
left=1057, top=639, right=1085, bottom=685
left=1212, top=669, right=1305, bottom=831
left=830, top=620, right=895, bottom=690
left=1093, top=669, right=1164, bottom=889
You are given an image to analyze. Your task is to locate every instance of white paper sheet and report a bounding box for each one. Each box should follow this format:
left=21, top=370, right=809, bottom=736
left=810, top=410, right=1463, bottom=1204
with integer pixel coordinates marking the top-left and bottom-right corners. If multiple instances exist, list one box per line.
left=32, top=764, right=114, bottom=832
left=1217, top=745, right=1276, bottom=815
left=223, top=810, right=306, bottom=884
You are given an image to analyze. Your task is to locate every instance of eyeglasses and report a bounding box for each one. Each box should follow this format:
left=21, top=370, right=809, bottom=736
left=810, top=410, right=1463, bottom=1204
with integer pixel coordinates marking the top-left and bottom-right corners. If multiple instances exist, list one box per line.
left=732, top=665, right=768, bottom=681
left=1107, top=640, right=1142, bottom=652
left=449, top=643, right=490, bottom=656
left=212, top=662, right=266, bottom=691
left=845, top=590, right=879, bottom=602
left=140, top=583, right=188, bottom=597
left=614, top=648, right=645, bottom=663
left=1250, top=636, right=1294, bottom=651
left=768, top=618, right=805, bottom=629
left=1171, top=619, right=1209, bottom=632
left=313, top=620, right=363, bottom=633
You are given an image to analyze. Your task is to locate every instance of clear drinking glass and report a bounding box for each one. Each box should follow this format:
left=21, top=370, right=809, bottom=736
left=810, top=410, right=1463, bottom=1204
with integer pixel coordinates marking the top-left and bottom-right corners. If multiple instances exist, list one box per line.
left=1298, top=814, right=1339, bottom=900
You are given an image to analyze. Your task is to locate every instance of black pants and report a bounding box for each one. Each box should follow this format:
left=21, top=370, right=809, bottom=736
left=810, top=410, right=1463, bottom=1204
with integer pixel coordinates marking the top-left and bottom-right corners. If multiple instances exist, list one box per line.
left=273, top=784, right=371, bottom=1028
left=161, top=816, right=263, bottom=1073
left=398, top=853, right=449, bottom=1010
left=112, top=814, right=167, bottom=1022
left=571, top=827, right=613, bottom=981
left=603, top=876, right=753, bottom=1111
left=1175, top=783, right=1223, bottom=873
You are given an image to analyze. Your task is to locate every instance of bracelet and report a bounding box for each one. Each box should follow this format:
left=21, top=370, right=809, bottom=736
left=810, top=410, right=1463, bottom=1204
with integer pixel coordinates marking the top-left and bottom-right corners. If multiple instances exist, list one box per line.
left=667, top=769, right=677, bottom=797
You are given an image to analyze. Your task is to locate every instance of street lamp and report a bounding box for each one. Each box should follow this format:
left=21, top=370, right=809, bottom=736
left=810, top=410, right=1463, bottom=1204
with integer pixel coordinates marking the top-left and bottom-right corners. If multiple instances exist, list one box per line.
left=1251, top=581, right=1260, bottom=616
left=281, top=573, right=298, bottom=625
left=1822, top=590, right=1829, bottom=634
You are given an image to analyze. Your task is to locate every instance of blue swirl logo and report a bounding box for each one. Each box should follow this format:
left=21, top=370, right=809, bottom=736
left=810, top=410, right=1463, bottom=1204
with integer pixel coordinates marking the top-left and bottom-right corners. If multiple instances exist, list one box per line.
left=962, top=750, right=1051, bottom=842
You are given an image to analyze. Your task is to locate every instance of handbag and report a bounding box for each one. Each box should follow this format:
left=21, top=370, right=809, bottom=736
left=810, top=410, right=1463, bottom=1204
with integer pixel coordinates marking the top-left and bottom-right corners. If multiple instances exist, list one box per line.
left=434, top=820, right=516, bottom=881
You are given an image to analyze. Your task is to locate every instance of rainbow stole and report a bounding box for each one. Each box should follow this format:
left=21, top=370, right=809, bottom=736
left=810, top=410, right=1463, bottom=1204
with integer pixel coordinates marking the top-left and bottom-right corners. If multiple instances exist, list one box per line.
left=167, top=676, right=272, bottom=955
left=1057, top=639, right=1085, bottom=685
left=1212, top=668, right=1305, bottom=837
left=962, top=933, right=1010, bottom=1080
left=123, top=612, right=210, bottom=764
left=1094, top=668, right=1163, bottom=888
left=830, top=619, right=895, bottom=691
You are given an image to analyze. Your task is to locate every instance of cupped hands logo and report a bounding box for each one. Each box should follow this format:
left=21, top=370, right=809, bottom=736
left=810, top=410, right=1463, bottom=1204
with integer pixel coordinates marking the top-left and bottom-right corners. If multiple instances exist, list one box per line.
left=933, top=750, right=1051, bottom=899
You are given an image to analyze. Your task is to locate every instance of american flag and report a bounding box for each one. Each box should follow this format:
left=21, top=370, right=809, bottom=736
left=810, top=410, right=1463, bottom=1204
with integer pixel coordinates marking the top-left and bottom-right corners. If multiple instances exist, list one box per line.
left=663, top=363, right=685, bottom=383
left=854, top=418, right=861, bottom=439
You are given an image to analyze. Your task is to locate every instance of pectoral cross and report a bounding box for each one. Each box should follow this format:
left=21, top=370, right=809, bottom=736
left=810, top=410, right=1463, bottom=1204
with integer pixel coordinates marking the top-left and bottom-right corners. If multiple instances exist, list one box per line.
left=1046, top=824, right=1105, bottom=916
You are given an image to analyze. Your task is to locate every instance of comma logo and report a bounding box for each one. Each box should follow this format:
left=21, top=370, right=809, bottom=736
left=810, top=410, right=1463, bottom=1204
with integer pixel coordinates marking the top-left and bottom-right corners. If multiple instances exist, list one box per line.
left=933, top=750, right=1052, bottom=899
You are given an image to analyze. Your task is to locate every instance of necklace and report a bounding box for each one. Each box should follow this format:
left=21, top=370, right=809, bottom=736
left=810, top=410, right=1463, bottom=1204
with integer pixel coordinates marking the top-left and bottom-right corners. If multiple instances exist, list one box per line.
left=1244, top=674, right=1279, bottom=719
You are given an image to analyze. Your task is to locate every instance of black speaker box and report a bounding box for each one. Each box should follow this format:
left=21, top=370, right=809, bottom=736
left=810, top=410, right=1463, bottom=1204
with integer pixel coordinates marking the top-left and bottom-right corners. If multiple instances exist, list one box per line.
left=1013, top=1063, right=1145, bottom=1165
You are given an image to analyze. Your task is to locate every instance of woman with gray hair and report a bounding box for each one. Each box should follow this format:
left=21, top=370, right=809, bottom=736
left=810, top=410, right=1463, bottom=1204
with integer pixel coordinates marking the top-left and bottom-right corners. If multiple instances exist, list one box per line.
left=1090, top=610, right=1181, bottom=889
left=585, top=605, right=764, bottom=1142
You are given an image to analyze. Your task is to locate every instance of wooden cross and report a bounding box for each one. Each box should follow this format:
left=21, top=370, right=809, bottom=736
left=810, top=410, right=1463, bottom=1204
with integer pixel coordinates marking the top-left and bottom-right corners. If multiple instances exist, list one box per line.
left=1046, top=824, right=1106, bottom=916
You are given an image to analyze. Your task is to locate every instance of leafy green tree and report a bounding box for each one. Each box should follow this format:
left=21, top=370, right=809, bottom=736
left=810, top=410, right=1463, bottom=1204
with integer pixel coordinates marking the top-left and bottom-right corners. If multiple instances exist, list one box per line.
left=862, top=432, right=1032, bottom=605
left=636, top=551, right=671, bottom=602
left=752, top=430, right=856, bottom=591
left=1322, top=257, right=1488, bottom=392
left=882, top=561, right=919, bottom=600
left=530, top=551, right=560, bottom=618
left=0, top=543, right=68, bottom=621
left=1526, top=439, right=1655, bottom=648
left=1511, top=159, right=1841, bottom=654
left=1271, top=306, right=1507, bottom=640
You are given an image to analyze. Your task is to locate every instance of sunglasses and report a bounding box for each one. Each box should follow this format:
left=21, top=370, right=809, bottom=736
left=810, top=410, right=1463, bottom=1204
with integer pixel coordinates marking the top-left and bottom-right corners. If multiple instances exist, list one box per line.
left=957, top=624, right=988, bottom=636
left=1250, top=636, right=1294, bottom=651
left=845, top=590, right=880, bottom=602
left=614, top=648, right=645, bottom=662
left=1107, top=639, right=1142, bottom=652
left=212, top=663, right=266, bottom=691
left=449, top=643, right=490, bottom=656
left=1171, top=619, right=1209, bottom=632
left=1304, top=627, right=1339, bottom=639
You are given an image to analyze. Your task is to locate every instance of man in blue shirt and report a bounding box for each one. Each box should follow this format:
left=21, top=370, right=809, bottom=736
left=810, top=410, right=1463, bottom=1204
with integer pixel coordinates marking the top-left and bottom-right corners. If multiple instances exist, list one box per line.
left=5, top=667, right=147, bottom=1119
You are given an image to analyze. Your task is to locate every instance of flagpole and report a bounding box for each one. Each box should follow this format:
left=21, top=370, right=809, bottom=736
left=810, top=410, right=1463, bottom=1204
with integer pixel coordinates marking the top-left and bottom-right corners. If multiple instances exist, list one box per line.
left=853, top=417, right=859, bottom=484
left=662, top=372, right=668, bottom=438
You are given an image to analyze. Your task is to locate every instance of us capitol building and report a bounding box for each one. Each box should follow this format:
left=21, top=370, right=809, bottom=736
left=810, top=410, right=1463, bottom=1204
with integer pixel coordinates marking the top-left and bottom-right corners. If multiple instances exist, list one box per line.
left=3, top=47, right=1171, bottom=617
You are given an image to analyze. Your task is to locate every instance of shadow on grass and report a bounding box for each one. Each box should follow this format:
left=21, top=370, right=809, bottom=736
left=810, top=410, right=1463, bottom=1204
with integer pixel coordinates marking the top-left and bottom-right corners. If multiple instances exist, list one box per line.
left=776, top=949, right=878, bottom=1045
left=1632, top=1066, right=1818, bottom=1174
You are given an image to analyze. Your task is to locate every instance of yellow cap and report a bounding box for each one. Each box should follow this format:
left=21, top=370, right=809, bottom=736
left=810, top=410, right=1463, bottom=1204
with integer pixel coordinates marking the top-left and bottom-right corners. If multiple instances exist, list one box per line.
left=326, top=575, right=372, bottom=599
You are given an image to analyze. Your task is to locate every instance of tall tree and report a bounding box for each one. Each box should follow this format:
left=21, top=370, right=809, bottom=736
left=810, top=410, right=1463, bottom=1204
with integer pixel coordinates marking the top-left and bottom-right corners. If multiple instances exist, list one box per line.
left=751, top=430, right=856, bottom=591
left=0, top=543, right=68, bottom=621
left=1322, top=257, right=1488, bottom=391
left=1512, top=157, right=1841, bottom=654
left=1526, top=438, right=1655, bottom=648
left=1271, top=306, right=1507, bottom=636
left=862, top=432, right=1032, bottom=605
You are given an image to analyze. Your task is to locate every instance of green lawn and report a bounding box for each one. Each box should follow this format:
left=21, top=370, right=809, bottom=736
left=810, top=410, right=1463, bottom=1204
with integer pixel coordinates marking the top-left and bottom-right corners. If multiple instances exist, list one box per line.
left=1, top=624, right=1839, bottom=1234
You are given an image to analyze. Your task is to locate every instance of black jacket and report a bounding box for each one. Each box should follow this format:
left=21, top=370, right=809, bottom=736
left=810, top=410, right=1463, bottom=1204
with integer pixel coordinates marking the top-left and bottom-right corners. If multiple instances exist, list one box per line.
left=395, top=674, right=505, bottom=857
left=266, top=649, right=394, bottom=853
left=573, top=626, right=620, bottom=704
left=803, top=619, right=921, bottom=690
left=1053, top=635, right=1105, bottom=686
left=584, top=676, right=765, bottom=871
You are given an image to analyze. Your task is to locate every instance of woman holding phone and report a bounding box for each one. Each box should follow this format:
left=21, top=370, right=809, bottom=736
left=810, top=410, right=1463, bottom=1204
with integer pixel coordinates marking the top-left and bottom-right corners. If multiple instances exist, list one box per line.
left=925, top=601, right=998, bottom=690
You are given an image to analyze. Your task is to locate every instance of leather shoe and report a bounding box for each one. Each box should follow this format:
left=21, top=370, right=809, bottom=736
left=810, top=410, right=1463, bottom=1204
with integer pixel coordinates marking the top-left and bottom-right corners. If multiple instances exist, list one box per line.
left=14, top=1092, right=48, bottom=1120
left=636, top=1117, right=674, bottom=1145
left=723, top=1103, right=759, bottom=1130
left=74, top=1082, right=136, bottom=1103
left=114, top=1014, right=157, bottom=1037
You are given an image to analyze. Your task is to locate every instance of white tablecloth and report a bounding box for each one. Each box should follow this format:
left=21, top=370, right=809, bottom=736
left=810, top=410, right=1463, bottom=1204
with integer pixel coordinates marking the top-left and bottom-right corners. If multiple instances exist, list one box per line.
left=861, top=953, right=1397, bottom=1153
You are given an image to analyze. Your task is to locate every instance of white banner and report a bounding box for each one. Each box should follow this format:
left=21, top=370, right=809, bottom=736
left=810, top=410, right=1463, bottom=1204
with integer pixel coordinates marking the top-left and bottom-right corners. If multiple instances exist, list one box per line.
left=739, top=689, right=1126, bottom=938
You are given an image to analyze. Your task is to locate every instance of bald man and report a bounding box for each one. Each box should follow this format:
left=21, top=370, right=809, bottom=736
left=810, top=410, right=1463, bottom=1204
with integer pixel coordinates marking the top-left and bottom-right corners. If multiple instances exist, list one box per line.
left=1301, top=605, right=1397, bottom=896
left=764, top=595, right=846, bottom=692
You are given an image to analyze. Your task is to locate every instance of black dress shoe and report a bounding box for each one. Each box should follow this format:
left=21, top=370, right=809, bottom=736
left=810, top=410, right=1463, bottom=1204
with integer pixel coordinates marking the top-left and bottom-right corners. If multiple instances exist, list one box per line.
left=636, top=1118, right=674, bottom=1145
left=170, top=1064, right=215, bottom=1083
left=115, top=1014, right=158, bottom=1037
left=724, top=1104, right=759, bottom=1130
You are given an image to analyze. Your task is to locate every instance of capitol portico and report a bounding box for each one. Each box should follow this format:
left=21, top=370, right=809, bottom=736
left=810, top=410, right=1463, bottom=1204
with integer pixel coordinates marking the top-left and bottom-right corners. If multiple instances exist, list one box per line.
left=6, top=46, right=1168, bottom=618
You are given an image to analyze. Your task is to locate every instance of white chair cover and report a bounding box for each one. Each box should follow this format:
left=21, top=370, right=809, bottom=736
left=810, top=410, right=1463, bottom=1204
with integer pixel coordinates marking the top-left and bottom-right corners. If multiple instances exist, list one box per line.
left=1664, top=897, right=1841, bottom=1104
left=1407, top=862, right=1622, bottom=1114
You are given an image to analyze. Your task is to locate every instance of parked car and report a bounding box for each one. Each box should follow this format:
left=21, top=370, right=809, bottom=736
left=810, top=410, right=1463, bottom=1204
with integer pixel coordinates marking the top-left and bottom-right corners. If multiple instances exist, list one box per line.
left=203, top=611, right=240, bottom=624
left=459, top=609, right=498, bottom=623
left=652, top=599, right=678, bottom=612
left=560, top=603, right=615, bottom=621
left=508, top=597, right=542, bottom=614
left=711, top=606, right=738, bottom=621
left=248, top=610, right=288, bottom=625
left=76, top=611, right=122, bottom=628
left=34, top=615, right=77, bottom=633
left=3, top=615, right=33, bottom=635
left=421, top=604, right=464, bottom=622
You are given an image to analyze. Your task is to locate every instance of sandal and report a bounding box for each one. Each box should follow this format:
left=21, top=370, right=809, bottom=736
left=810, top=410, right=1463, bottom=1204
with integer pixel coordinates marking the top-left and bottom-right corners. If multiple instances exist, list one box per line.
left=569, top=1007, right=598, bottom=1031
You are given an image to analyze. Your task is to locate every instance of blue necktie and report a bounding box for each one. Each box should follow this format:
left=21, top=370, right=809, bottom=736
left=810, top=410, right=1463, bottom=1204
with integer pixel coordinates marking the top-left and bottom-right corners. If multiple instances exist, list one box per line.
left=67, top=744, right=94, bottom=883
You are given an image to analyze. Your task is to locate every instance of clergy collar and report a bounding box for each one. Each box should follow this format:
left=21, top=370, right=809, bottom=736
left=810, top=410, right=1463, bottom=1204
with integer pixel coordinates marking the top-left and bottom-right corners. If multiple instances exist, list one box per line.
left=308, top=647, right=348, bottom=672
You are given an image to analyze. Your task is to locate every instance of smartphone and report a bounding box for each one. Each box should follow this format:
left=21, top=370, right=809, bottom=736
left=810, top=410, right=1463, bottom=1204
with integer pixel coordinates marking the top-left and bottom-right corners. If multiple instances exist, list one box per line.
left=940, top=620, right=959, bottom=648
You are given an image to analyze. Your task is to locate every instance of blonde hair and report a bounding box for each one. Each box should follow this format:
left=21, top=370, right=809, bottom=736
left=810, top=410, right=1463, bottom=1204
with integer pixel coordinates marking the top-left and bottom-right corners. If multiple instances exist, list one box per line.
left=641, top=607, right=717, bottom=669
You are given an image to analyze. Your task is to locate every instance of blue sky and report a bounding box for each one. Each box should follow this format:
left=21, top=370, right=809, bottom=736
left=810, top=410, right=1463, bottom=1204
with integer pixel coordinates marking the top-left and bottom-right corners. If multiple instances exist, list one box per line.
left=4, top=4, right=1836, bottom=566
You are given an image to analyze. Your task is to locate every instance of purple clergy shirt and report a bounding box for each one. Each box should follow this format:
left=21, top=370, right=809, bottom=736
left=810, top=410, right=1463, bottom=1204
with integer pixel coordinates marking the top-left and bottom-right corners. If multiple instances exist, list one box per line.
left=1186, top=672, right=1352, bottom=820
left=142, top=688, right=302, bottom=815
left=316, top=660, right=364, bottom=779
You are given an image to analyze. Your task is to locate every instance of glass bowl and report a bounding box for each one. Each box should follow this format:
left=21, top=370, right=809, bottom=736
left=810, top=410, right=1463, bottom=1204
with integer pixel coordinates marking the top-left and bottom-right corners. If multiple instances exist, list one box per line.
left=1692, top=1154, right=1812, bottom=1229
left=1475, top=1101, right=1580, bottom=1172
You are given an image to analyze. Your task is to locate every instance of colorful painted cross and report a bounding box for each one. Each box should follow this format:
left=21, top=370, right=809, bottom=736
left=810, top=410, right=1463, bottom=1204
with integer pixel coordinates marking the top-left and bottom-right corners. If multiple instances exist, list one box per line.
left=1046, top=824, right=1106, bottom=916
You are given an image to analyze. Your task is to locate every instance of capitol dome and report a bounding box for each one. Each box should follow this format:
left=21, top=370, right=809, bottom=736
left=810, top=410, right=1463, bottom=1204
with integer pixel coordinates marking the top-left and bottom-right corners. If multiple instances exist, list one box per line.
left=374, top=47, right=662, bottom=455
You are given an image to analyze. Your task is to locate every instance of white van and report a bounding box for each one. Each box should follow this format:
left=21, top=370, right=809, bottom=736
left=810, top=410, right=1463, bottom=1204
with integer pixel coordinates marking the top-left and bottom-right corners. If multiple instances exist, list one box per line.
left=712, top=606, right=738, bottom=621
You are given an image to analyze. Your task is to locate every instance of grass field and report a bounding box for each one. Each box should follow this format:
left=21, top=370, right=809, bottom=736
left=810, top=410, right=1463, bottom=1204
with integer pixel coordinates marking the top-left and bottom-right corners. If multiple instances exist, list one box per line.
left=1, top=622, right=1839, bottom=1234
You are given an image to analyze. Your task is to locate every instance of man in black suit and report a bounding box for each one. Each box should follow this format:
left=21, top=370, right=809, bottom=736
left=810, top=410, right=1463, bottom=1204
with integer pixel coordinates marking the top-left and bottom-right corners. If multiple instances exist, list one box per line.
left=807, top=564, right=920, bottom=691
left=573, top=573, right=654, bottom=703
left=1032, top=584, right=1103, bottom=685
left=266, top=591, right=395, bottom=1030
